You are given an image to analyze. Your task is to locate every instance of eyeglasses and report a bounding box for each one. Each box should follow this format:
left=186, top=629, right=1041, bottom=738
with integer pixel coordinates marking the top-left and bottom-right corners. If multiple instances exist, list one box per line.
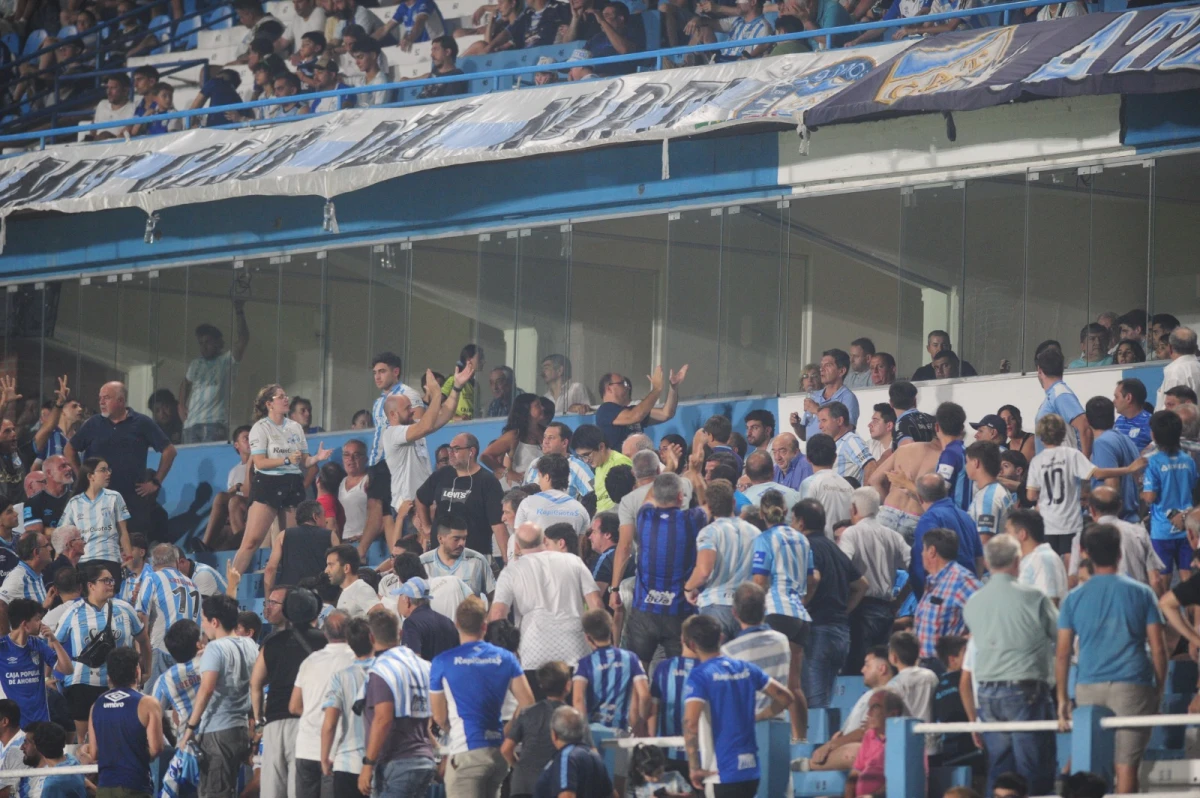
left=606, top=378, right=631, bottom=390
left=265, top=599, right=284, bottom=606
left=448, top=445, right=473, bottom=452
left=96, top=577, right=115, bottom=585
left=95, top=466, right=111, bottom=474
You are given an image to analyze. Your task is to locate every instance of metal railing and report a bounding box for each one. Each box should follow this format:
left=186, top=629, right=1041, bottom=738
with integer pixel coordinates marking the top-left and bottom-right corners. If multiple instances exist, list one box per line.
left=0, top=0, right=1191, bottom=152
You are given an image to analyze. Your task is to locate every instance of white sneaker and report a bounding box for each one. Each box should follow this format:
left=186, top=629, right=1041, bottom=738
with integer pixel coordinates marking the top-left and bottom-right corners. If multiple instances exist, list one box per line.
left=790, top=757, right=811, bottom=772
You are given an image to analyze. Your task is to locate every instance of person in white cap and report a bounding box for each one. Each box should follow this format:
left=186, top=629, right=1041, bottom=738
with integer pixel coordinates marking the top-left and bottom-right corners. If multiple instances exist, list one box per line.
left=396, top=577, right=459, bottom=661
left=567, top=49, right=598, bottom=81
left=534, top=55, right=559, bottom=85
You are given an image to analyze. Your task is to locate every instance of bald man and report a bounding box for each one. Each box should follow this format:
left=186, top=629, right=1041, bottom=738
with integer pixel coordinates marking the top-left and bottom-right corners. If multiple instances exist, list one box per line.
left=374, top=367, right=470, bottom=552
left=66, top=381, right=176, bottom=538
left=489, top=523, right=604, bottom=697
left=771, top=432, right=813, bottom=490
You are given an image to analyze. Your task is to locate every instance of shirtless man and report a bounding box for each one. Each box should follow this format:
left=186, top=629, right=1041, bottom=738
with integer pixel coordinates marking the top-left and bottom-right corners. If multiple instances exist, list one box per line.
left=867, top=438, right=942, bottom=544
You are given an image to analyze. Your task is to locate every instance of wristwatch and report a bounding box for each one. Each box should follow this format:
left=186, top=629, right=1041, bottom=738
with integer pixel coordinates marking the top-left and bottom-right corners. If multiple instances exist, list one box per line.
left=362, top=757, right=376, bottom=766
left=283, top=456, right=292, bottom=467
left=606, top=585, right=619, bottom=595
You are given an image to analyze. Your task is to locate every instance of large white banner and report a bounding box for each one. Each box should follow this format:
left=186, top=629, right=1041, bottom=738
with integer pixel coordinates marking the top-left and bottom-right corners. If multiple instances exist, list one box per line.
left=0, top=45, right=910, bottom=221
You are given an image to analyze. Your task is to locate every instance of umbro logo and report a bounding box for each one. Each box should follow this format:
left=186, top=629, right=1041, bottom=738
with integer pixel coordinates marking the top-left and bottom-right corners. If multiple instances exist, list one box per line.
left=106, top=690, right=131, bottom=702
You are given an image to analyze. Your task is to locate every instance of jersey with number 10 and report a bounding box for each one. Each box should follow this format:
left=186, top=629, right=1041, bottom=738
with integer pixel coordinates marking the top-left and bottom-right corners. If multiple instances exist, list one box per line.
left=143, top=568, right=202, bottom=651
left=1027, top=446, right=1094, bottom=539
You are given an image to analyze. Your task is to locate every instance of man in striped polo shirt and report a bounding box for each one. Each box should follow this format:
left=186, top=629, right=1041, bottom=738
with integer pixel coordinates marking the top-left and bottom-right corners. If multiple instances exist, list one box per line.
left=683, top=480, right=760, bottom=643
left=573, top=609, right=648, bottom=733
left=965, top=441, right=1015, bottom=548
left=320, top=617, right=375, bottom=798
left=624, top=472, right=708, bottom=667
left=523, top=423, right=594, bottom=501
left=360, top=608, right=436, bottom=797
left=513, top=454, right=590, bottom=544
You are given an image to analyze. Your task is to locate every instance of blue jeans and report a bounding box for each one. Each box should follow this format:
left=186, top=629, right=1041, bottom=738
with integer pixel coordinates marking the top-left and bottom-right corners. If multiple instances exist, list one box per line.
left=375, top=757, right=435, bottom=798
left=802, top=623, right=850, bottom=708
left=700, top=604, right=739, bottom=644
left=976, top=682, right=1056, bottom=797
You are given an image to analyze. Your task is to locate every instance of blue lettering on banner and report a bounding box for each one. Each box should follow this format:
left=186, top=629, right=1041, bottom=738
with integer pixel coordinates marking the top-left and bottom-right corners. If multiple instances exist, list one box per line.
left=1112, top=7, right=1200, bottom=72
left=1024, top=14, right=1136, bottom=83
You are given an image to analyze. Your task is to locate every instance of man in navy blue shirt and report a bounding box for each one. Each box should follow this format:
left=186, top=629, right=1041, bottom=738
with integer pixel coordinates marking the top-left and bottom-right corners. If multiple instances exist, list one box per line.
left=85, top=647, right=164, bottom=797
left=0, top=599, right=72, bottom=725
left=594, top=365, right=686, bottom=452
left=66, top=382, right=175, bottom=540
left=583, top=0, right=645, bottom=75
left=191, top=68, right=245, bottom=127
left=682, top=614, right=793, bottom=797
left=910, top=474, right=982, bottom=594
left=1114, top=378, right=1153, bottom=451
left=396, top=577, right=459, bottom=661
left=534, top=706, right=613, bottom=798
left=625, top=472, right=708, bottom=667
left=933, top=403, right=971, bottom=512
left=1087, top=396, right=1141, bottom=522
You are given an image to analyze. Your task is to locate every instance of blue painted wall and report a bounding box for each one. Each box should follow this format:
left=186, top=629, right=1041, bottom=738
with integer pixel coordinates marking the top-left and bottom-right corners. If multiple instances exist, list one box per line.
left=152, top=395, right=780, bottom=545
left=3, top=131, right=783, bottom=278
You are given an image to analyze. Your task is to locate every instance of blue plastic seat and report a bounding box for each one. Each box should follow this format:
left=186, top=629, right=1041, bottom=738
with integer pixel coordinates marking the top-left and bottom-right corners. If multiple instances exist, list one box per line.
left=793, top=770, right=848, bottom=797
left=21, top=28, right=47, bottom=57
left=641, top=10, right=660, bottom=54
left=174, top=15, right=200, bottom=50
left=2, top=33, right=18, bottom=59
left=149, top=15, right=173, bottom=54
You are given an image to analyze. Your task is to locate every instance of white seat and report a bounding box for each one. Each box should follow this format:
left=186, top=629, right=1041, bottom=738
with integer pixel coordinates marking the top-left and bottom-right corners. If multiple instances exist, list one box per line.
left=196, top=26, right=238, bottom=49
left=172, top=86, right=201, bottom=110
left=376, top=4, right=400, bottom=20
left=266, top=0, right=297, bottom=20
left=442, top=0, right=492, bottom=23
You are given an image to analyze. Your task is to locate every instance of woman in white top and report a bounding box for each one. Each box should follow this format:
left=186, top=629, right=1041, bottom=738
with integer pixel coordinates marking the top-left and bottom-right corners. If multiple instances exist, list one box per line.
left=232, top=384, right=332, bottom=575
left=60, top=458, right=132, bottom=593
left=481, top=394, right=549, bottom=489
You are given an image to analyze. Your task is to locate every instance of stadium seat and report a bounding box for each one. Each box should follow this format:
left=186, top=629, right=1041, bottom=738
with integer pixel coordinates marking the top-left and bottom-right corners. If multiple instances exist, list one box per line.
left=793, top=769, right=848, bottom=797
left=829, top=675, right=866, bottom=717
left=196, top=27, right=238, bottom=50
left=756, top=720, right=791, bottom=798
left=237, top=571, right=265, bottom=602
left=149, top=15, right=174, bottom=54
left=640, top=10, right=660, bottom=55
left=202, top=7, right=234, bottom=28
left=21, top=28, right=48, bottom=57
left=174, top=15, right=200, bottom=50
left=807, top=708, right=839, bottom=744
left=2, top=33, right=18, bottom=58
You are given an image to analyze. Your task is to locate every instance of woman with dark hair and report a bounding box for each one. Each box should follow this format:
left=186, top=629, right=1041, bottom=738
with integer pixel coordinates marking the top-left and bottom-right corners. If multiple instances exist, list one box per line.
left=481, top=393, right=550, bottom=489
left=1114, top=339, right=1147, bottom=365
left=55, top=562, right=148, bottom=740
left=997, top=404, right=1035, bottom=461
left=316, top=460, right=346, bottom=538
left=232, top=384, right=332, bottom=575
left=657, top=433, right=689, bottom=475
left=61, top=458, right=132, bottom=592
left=441, top=344, right=485, bottom=419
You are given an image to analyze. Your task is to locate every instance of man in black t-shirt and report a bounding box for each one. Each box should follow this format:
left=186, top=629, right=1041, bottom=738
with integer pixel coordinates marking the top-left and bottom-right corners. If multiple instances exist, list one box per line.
left=889, top=381, right=936, bottom=451
left=594, top=365, right=687, bottom=451
left=415, top=433, right=505, bottom=558
left=416, top=35, right=468, bottom=98
left=24, top=455, right=73, bottom=534
left=929, top=634, right=976, bottom=765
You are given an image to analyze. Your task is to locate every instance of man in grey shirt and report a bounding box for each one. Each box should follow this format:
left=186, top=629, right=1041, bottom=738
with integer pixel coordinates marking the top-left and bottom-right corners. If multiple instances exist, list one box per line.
left=617, top=450, right=693, bottom=539
left=181, top=594, right=261, bottom=798
left=962, top=534, right=1057, bottom=797
left=839, top=486, right=909, bottom=672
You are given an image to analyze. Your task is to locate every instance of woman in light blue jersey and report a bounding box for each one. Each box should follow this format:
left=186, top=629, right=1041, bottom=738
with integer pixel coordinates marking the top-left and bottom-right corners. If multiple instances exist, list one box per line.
left=60, top=458, right=132, bottom=593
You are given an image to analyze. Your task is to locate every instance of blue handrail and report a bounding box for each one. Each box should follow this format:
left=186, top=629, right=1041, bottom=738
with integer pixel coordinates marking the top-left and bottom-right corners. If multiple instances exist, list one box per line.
left=0, top=0, right=1186, bottom=150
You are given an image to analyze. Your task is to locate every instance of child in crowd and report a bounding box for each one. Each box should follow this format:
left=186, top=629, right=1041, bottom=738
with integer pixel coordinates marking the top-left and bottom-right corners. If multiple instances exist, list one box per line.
left=235, top=610, right=262, bottom=640
left=1142, top=410, right=1199, bottom=582
left=627, top=744, right=692, bottom=798
left=845, top=690, right=906, bottom=798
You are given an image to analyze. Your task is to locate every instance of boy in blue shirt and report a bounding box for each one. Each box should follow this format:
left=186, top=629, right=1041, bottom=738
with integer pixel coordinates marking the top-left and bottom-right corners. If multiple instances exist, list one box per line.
left=681, top=614, right=794, bottom=796
left=572, top=609, right=649, bottom=733
left=0, top=599, right=73, bottom=726
left=1143, top=410, right=1199, bottom=581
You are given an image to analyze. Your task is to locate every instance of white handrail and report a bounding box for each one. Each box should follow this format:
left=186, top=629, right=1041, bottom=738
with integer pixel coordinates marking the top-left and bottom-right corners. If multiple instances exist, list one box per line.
left=0, top=765, right=98, bottom=778
left=1099, top=713, right=1200, bottom=729
left=912, top=712, right=1200, bottom=735
left=598, top=736, right=686, bottom=749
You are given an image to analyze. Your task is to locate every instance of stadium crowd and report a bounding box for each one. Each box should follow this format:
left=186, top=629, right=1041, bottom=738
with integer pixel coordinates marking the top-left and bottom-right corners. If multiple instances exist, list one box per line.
left=0, top=306, right=1198, bottom=798
left=0, top=0, right=1099, bottom=140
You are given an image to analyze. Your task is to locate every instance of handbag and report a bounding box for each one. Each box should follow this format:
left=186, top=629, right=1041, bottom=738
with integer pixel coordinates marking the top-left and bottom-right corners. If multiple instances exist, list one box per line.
left=74, top=601, right=118, bottom=668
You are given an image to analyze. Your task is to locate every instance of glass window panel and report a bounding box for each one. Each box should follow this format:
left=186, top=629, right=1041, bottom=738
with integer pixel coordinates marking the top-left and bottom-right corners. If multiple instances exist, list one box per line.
left=410, top=236, right=483, bottom=416
left=570, top=216, right=664, bottom=406
left=517, top=226, right=573, bottom=412
left=327, top=246, right=376, bottom=432
left=116, top=272, right=163, bottom=436
left=8, top=284, right=49, bottom=438
left=155, top=267, right=192, bottom=438
left=1025, top=169, right=1090, bottom=371
left=278, top=253, right=326, bottom=431
left=721, top=203, right=782, bottom=397
left=963, top=177, right=1026, bottom=376
left=1090, top=164, right=1150, bottom=366
left=47, top=280, right=80, bottom=408
left=667, top=208, right=722, bottom=400
left=899, top=184, right=963, bottom=379
left=188, top=261, right=252, bottom=432
left=785, top=189, right=903, bottom=391
left=1152, top=154, right=1200, bottom=337
left=77, top=276, right=122, bottom=414
left=477, top=233, right=519, bottom=419
left=368, top=243, right=413, bottom=391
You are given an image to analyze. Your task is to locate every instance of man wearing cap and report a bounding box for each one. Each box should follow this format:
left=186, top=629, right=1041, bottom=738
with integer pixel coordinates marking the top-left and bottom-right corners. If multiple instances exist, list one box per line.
left=567, top=48, right=599, bottom=80
left=970, top=415, right=1008, bottom=450
left=310, top=54, right=354, bottom=111
left=534, top=55, right=559, bottom=84
left=396, top=577, right=459, bottom=661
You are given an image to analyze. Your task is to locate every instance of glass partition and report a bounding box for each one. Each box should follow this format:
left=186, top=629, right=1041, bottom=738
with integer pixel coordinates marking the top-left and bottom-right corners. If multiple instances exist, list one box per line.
left=1091, top=164, right=1151, bottom=364
left=785, top=188, right=903, bottom=389
left=187, top=261, right=250, bottom=433
left=279, top=253, right=326, bottom=431
left=517, top=225, right=572, bottom=411
left=77, top=275, right=122, bottom=412
left=963, top=177, right=1027, bottom=376
left=155, top=267, right=192, bottom=434
left=116, top=271, right=162, bottom=435
left=1153, top=153, right=1200, bottom=333
left=326, top=246, right=376, bottom=431
left=667, top=208, right=722, bottom=401
left=899, top=184, right=963, bottom=378
left=721, top=203, right=783, bottom=398
left=477, top=232, right=519, bottom=419
left=571, top=216, right=663, bottom=407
